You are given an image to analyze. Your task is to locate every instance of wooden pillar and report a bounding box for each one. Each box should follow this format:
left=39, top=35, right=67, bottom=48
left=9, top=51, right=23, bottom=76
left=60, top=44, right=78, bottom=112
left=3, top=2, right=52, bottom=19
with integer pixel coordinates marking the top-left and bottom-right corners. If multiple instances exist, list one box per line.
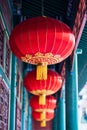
left=9, top=55, right=17, bottom=130
left=65, top=53, right=79, bottom=130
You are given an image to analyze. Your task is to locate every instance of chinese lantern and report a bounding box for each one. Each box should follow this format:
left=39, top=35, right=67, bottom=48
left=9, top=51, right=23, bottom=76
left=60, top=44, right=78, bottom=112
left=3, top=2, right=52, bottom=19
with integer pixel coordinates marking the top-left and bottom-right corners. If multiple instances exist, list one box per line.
left=24, top=69, right=62, bottom=104
left=30, top=95, right=56, bottom=112
left=9, top=16, right=75, bottom=80
left=32, top=111, right=54, bottom=127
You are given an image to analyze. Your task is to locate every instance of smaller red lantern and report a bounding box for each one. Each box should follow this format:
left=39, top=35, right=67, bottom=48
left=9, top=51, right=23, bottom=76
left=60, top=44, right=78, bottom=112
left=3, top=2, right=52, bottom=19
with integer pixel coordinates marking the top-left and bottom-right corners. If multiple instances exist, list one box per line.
left=32, top=111, right=54, bottom=127
left=30, top=95, right=56, bottom=112
left=24, top=69, right=62, bottom=105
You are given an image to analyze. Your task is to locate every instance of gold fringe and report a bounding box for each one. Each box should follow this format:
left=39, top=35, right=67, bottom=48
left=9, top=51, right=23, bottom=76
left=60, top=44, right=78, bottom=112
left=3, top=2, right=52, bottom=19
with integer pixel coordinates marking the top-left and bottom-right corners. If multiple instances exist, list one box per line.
left=39, top=94, right=46, bottom=105
left=40, top=120, right=46, bottom=127
left=40, top=111, right=46, bottom=120
left=36, top=62, right=47, bottom=80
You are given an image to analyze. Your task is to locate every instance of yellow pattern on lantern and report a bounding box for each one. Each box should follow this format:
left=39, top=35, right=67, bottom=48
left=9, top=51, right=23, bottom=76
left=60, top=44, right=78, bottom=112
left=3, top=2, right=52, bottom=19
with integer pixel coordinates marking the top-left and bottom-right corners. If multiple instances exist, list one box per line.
left=40, top=111, right=46, bottom=120
left=31, top=90, right=55, bottom=105
left=39, top=94, right=46, bottom=105
left=21, top=52, right=60, bottom=80
left=31, top=90, right=54, bottom=96
left=35, top=109, right=54, bottom=112
left=21, top=52, right=60, bottom=65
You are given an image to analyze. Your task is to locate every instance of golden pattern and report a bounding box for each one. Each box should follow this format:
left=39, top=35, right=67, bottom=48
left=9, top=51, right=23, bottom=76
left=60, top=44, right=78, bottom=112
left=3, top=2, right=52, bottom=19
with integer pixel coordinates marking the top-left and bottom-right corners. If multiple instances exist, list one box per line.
left=35, top=118, right=53, bottom=121
left=30, top=90, right=54, bottom=95
left=35, top=109, right=54, bottom=112
left=21, top=52, right=61, bottom=65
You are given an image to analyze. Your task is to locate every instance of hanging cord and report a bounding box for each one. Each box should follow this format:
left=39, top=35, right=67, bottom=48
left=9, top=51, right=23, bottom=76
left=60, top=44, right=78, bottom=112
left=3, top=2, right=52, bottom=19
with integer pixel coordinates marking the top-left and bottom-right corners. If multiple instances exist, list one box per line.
left=42, top=0, right=44, bottom=16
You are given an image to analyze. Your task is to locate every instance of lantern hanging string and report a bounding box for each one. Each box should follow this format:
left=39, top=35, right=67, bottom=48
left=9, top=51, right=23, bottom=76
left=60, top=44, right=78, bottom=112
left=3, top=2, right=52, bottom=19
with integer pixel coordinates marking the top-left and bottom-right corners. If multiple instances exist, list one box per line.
left=42, top=0, right=44, bottom=16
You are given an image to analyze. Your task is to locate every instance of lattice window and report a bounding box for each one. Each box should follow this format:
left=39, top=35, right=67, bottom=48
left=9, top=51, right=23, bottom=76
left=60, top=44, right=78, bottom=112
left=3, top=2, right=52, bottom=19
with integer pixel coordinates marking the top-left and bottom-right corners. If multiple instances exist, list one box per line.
left=0, top=24, right=4, bottom=68
left=0, top=77, right=9, bottom=130
left=5, top=42, right=11, bottom=79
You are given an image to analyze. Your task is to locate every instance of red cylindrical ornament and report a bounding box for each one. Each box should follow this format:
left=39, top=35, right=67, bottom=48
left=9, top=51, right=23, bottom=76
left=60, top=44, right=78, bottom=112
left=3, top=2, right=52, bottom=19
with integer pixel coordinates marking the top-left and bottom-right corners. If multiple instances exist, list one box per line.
left=30, top=95, right=56, bottom=112
left=32, top=111, right=54, bottom=127
left=24, top=69, right=62, bottom=104
left=9, top=16, right=75, bottom=80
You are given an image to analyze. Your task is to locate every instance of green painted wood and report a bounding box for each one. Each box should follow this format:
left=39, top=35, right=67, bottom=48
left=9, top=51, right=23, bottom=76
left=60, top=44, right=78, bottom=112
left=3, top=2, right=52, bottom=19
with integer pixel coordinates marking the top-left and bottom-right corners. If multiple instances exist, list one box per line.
left=52, top=88, right=65, bottom=130
left=57, top=96, right=65, bottom=130
left=22, top=67, right=29, bottom=130
left=52, top=109, right=58, bottom=130
left=27, top=94, right=32, bottom=130
left=21, top=85, right=32, bottom=130
left=9, top=55, right=17, bottom=130
left=27, top=103, right=30, bottom=130
left=21, top=86, right=26, bottom=130
left=0, top=68, right=10, bottom=87
left=22, top=66, right=26, bottom=130
left=65, top=54, right=78, bottom=130
left=23, top=65, right=32, bottom=130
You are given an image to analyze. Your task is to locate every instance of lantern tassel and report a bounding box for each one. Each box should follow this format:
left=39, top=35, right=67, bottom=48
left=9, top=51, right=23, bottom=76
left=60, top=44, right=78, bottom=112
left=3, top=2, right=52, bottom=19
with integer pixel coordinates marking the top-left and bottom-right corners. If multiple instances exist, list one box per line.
left=36, top=62, right=47, bottom=80
left=41, top=120, right=46, bottom=127
left=39, top=94, right=46, bottom=105
left=40, top=111, right=46, bottom=120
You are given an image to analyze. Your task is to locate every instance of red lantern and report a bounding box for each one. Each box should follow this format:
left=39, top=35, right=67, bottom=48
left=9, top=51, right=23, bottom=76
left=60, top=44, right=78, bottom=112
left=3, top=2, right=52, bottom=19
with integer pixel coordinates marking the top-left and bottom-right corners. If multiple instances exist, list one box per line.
left=9, top=16, right=75, bottom=80
left=24, top=69, right=62, bottom=104
left=32, top=111, right=54, bottom=127
left=30, top=95, right=56, bottom=112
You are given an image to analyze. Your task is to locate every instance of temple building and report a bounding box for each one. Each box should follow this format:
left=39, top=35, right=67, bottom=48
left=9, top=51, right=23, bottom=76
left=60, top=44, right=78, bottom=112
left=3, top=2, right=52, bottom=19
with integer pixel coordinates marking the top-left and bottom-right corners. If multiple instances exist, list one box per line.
left=0, top=0, right=87, bottom=130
